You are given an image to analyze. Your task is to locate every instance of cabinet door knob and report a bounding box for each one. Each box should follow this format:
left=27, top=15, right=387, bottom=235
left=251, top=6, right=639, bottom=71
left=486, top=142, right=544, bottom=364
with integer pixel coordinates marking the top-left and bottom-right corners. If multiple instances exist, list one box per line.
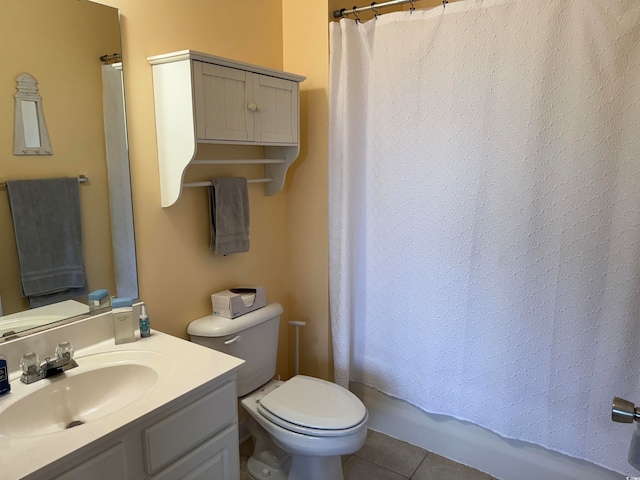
left=247, top=103, right=258, bottom=112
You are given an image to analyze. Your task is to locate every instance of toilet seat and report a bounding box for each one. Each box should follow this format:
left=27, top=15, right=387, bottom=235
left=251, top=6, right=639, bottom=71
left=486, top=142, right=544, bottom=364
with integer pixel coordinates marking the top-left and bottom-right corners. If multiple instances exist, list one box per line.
left=257, top=375, right=367, bottom=437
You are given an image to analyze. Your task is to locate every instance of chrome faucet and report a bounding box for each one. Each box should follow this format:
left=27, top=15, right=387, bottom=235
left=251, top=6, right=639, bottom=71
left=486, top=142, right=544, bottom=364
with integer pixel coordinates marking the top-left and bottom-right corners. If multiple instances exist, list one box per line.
left=20, top=342, right=78, bottom=384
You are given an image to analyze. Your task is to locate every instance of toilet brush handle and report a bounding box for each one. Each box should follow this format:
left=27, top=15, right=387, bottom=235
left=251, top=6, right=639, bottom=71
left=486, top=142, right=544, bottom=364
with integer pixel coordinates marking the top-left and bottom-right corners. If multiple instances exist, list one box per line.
left=288, top=321, right=307, bottom=376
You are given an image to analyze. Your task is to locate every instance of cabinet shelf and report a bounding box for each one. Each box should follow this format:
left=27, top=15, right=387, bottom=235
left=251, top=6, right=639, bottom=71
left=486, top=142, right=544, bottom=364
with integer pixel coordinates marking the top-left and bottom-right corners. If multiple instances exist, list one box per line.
left=190, top=159, right=286, bottom=165
left=148, top=50, right=306, bottom=207
left=184, top=178, right=273, bottom=189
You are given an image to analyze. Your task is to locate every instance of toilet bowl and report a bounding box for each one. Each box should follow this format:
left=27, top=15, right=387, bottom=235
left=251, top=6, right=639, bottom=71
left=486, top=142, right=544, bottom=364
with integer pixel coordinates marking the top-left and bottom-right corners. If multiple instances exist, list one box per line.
left=242, top=377, right=367, bottom=480
left=187, top=302, right=368, bottom=480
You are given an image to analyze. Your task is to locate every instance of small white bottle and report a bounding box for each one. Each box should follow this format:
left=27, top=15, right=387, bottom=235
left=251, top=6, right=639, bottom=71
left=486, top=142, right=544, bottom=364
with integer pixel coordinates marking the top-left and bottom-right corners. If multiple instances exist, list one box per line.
left=111, top=297, right=136, bottom=344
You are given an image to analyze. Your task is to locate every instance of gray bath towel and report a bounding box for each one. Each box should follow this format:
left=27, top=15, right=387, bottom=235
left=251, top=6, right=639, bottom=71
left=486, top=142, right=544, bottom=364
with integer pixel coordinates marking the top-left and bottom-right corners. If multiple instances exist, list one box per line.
left=6, top=177, right=87, bottom=307
left=208, top=177, right=250, bottom=255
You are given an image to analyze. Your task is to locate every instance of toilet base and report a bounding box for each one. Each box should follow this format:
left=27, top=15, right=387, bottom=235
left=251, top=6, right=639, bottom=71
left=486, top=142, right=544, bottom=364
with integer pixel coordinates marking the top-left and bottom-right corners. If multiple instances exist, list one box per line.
left=245, top=409, right=346, bottom=480
left=247, top=456, right=288, bottom=480
left=246, top=414, right=290, bottom=480
left=247, top=448, right=344, bottom=480
left=288, top=455, right=344, bottom=480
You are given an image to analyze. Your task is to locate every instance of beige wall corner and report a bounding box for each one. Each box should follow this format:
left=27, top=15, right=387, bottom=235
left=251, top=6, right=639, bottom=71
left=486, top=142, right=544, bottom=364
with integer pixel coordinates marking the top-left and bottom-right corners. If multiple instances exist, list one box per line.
left=282, top=0, right=333, bottom=381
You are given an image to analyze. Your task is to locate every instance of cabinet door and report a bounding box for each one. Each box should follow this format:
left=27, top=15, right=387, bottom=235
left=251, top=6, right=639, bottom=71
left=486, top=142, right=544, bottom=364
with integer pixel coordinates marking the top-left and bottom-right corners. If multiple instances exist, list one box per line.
left=252, top=74, right=298, bottom=144
left=143, top=381, right=237, bottom=474
left=149, top=424, right=240, bottom=480
left=194, top=61, right=254, bottom=142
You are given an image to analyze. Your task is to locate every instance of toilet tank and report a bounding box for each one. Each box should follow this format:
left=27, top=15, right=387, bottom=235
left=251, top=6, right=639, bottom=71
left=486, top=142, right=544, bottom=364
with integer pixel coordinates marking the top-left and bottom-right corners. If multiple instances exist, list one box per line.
left=187, top=302, right=283, bottom=396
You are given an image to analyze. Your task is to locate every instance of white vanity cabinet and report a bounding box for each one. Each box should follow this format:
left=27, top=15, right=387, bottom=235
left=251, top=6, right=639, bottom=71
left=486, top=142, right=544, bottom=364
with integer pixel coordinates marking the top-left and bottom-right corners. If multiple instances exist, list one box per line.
left=38, top=378, right=239, bottom=480
left=148, top=50, right=305, bottom=207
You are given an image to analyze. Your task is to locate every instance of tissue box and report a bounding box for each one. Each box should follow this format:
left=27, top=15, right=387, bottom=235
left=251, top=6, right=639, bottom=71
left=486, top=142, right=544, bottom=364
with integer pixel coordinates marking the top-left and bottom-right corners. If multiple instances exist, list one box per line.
left=211, top=286, right=266, bottom=318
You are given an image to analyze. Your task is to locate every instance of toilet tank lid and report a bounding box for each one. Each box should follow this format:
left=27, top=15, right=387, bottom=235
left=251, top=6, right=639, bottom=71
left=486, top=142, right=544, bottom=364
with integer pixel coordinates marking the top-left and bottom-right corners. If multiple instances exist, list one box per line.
left=187, top=302, right=283, bottom=337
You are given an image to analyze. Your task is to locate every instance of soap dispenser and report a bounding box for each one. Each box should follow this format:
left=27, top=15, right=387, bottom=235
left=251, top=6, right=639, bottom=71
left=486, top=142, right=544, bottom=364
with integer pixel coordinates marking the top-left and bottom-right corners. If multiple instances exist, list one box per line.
left=139, top=305, right=151, bottom=338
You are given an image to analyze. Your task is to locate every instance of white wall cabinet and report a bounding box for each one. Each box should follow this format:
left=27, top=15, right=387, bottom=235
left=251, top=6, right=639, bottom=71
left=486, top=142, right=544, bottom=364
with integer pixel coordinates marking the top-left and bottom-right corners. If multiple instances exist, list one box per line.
left=194, top=62, right=298, bottom=145
left=35, top=378, right=240, bottom=480
left=148, top=50, right=305, bottom=207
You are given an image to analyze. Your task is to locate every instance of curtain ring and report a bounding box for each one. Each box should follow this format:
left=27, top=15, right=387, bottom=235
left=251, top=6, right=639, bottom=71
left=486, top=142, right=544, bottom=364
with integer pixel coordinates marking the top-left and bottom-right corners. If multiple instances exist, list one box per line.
left=409, top=0, right=415, bottom=14
left=443, top=0, right=448, bottom=8
left=352, top=6, right=360, bottom=23
left=371, top=2, right=379, bottom=19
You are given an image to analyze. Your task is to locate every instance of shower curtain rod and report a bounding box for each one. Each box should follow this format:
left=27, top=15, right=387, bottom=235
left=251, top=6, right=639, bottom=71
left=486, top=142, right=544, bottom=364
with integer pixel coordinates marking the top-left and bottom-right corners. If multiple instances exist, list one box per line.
left=333, top=0, right=426, bottom=19
left=100, top=53, right=121, bottom=64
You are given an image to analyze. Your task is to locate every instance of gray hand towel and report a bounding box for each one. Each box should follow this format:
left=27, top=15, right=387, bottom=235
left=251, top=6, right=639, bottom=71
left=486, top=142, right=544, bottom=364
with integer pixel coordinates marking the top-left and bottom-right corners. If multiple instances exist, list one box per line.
left=6, top=177, right=87, bottom=307
left=208, top=177, right=250, bottom=255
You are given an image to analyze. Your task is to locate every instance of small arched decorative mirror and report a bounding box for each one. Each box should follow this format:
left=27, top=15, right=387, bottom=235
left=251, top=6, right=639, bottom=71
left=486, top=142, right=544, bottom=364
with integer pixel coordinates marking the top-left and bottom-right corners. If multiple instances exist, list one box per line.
left=13, top=73, right=53, bottom=156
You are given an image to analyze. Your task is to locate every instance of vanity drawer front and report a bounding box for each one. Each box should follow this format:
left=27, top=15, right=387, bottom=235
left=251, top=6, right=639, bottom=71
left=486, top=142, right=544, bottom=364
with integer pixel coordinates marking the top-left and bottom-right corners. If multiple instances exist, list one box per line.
left=54, top=442, right=127, bottom=480
left=143, top=380, right=237, bottom=474
left=149, top=424, right=239, bottom=480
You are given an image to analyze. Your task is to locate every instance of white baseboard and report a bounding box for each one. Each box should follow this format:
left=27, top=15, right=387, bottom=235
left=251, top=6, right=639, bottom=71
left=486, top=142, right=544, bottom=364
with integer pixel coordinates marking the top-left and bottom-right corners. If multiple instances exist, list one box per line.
left=350, top=382, right=625, bottom=480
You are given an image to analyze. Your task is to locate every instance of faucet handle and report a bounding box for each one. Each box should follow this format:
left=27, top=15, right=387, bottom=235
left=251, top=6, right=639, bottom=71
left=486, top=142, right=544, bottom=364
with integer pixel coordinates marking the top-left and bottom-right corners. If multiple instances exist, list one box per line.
left=20, top=352, right=40, bottom=375
left=55, top=342, right=74, bottom=361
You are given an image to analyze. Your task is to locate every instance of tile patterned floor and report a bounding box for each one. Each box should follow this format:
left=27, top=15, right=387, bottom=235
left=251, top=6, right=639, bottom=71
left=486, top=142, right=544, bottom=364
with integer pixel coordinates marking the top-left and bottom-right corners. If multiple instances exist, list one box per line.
left=240, top=430, right=497, bottom=480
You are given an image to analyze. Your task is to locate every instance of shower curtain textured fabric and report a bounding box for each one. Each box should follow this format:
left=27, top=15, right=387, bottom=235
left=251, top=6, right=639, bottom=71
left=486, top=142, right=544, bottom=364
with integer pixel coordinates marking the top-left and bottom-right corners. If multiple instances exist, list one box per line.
left=328, top=0, right=640, bottom=474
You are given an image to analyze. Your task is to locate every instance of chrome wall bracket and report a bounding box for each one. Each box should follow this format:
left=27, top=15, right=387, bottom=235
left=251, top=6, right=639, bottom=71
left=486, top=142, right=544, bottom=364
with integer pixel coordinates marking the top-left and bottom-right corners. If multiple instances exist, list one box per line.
left=612, top=397, right=640, bottom=423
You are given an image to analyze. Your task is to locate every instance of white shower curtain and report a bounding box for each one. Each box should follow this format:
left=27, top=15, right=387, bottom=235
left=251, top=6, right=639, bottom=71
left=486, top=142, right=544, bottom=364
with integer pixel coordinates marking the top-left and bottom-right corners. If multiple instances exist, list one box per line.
left=328, top=0, right=640, bottom=474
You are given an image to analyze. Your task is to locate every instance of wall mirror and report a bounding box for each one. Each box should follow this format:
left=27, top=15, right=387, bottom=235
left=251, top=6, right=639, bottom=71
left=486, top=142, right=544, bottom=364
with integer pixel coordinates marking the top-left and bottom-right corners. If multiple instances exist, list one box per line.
left=0, top=0, right=137, bottom=342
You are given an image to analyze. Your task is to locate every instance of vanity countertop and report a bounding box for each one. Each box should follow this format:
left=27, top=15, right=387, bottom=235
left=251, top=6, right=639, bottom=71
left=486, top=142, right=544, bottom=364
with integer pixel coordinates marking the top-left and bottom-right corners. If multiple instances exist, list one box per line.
left=0, top=317, right=244, bottom=480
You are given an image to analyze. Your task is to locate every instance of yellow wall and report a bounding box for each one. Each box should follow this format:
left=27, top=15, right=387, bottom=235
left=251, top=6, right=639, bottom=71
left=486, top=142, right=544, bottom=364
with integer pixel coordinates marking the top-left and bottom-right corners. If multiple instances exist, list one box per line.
left=100, top=0, right=292, bottom=376
left=0, top=0, right=119, bottom=315
left=99, top=0, right=443, bottom=381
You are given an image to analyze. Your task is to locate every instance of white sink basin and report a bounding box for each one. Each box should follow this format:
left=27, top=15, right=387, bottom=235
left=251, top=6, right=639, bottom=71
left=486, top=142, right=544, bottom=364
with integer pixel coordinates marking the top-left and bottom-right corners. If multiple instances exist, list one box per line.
left=0, top=351, right=161, bottom=438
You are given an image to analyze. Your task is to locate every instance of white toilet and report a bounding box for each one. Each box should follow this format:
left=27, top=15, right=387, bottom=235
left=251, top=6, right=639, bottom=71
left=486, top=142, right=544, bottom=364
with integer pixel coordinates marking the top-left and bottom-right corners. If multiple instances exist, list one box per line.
left=188, top=302, right=368, bottom=480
